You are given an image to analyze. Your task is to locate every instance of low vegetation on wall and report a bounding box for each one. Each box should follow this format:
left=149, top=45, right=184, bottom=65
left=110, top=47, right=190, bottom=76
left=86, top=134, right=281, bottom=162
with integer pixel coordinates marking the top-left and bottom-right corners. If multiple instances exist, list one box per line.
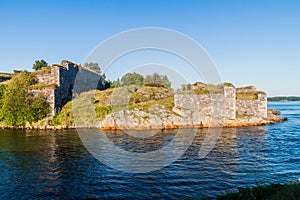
left=32, top=66, right=52, bottom=75
left=236, top=86, right=266, bottom=100
left=179, top=82, right=234, bottom=94
left=28, top=83, right=58, bottom=90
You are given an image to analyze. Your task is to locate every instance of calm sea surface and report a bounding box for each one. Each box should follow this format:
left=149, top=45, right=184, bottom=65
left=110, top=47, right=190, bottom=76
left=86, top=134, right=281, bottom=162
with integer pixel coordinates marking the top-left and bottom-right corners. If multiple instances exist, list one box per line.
left=0, top=102, right=299, bottom=199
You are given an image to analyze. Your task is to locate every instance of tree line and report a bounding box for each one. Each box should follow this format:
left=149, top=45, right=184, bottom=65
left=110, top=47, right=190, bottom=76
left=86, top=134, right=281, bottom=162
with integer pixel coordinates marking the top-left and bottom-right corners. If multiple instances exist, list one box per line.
left=81, top=62, right=172, bottom=89
left=32, top=60, right=172, bottom=89
left=111, top=72, right=171, bottom=88
left=268, top=96, right=300, bottom=102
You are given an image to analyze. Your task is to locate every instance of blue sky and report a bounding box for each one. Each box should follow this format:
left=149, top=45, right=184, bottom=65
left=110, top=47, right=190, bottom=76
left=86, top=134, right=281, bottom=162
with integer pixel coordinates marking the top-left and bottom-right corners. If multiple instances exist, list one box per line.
left=0, top=0, right=299, bottom=96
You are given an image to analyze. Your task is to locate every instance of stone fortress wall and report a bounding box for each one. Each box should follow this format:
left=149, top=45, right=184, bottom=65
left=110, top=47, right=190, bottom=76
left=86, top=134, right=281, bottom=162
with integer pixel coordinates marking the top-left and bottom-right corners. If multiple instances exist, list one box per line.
left=174, top=83, right=267, bottom=125
left=33, top=60, right=267, bottom=121
left=34, top=60, right=102, bottom=115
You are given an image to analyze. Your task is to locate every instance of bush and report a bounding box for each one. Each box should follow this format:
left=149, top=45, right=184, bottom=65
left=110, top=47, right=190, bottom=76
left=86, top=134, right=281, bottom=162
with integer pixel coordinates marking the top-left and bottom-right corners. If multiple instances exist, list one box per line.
left=121, top=72, right=144, bottom=86
left=217, top=182, right=300, bottom=200
left=0, top=72, right=50, bottom=126
left=96, top=106, right=112, bottom=121
left=26, top=94, right=50, bottom=124
left=144, top=73, right=171, bottom=88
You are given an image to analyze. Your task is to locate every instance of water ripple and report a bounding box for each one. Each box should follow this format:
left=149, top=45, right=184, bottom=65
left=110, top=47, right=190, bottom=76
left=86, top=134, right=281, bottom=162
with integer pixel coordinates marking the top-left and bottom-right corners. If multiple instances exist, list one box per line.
left=0, top=102, right=299, bottom=199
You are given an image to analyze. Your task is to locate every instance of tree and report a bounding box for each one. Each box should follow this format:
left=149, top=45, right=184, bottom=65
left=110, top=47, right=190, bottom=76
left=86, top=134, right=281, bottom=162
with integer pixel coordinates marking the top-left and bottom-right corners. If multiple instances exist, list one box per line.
left=0, top=84, right=6, bottom=121
left=1, top=72, right=49, bottom=126
left=83, top=62, right=102, bottom=74
left=110, top=78, right=121, bottom=88
left=161, top=75, right=171, bottom=88
left=26, top=94, right=50, bottom=124
left=121, top=72, right=144, bottom=86
left=32, top=60, right=48, bottom=71
left=144, top=73, right=171, bottom=88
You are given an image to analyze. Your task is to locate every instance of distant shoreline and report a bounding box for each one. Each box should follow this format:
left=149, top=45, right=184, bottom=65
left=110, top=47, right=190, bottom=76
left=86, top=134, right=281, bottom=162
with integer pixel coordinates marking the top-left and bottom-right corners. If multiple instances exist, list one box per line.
left=268, top=96, right=300, bottom=102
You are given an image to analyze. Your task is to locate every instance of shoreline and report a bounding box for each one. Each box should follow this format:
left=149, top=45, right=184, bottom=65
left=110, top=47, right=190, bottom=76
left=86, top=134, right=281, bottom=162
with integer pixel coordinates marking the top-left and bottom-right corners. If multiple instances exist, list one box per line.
left=0, top=113, right=287, bottom=131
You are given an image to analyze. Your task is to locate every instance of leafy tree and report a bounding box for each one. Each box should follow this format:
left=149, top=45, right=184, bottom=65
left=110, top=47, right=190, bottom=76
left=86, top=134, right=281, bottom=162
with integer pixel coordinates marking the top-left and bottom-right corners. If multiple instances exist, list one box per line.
left=0, top=84, right=6, bottom=121
left=1, top=72, right=49, bottom=126
left=1, top=72, right=33, bottom=125
left=97, top=73, right=110, bottom=90
left=26, top=94, right=50, bottom=124
left=83, top=62, right=102, bottom=74
left=32, top=60, right=48, bottom=71
left=110, top=78, right=121, bottom=88
left=162, top=75, right=171, bottom=88
left=144, top=73, right=171, bottom=88
left=121, top=72, right=144, bottom=86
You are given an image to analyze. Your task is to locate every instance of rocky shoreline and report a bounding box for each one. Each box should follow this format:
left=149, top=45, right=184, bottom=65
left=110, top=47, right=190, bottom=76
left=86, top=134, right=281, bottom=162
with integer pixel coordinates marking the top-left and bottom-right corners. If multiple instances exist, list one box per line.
left=0, top=109, right=287, bottom=131
left=98, top=108, right=287, bottom=130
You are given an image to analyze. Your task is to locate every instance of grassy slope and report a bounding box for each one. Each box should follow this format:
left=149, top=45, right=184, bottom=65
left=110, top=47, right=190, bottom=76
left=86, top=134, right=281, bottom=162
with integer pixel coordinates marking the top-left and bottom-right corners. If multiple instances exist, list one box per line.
left=42, top=86, right=174, bottom=127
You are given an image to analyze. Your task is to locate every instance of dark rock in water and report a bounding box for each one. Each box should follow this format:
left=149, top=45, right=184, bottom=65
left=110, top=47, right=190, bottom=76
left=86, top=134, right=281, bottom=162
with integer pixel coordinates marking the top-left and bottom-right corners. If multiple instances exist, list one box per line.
left=268, top=109, right=281, bottom=115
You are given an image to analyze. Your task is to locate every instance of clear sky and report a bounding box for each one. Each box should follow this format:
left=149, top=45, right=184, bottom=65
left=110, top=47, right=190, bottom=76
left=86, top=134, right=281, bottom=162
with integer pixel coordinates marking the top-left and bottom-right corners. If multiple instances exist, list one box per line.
left=1, top=0, right=300, bottom=96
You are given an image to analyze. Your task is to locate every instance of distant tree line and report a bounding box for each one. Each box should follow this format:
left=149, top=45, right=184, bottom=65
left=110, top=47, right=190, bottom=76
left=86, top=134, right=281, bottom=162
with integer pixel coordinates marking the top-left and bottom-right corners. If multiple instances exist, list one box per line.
left=268, top=96, right=300, bottom=102
left=111, top=72, right=171, bottom=88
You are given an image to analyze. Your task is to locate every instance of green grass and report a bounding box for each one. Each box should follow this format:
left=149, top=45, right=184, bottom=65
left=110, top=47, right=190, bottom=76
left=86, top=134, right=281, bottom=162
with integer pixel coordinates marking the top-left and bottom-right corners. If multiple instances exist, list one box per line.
left=48, top=101, right=74, bottom=126
left=95, top=105, right=113, bottom=121
left=128, top=96, right=174, bottom=112
left=216, top=182, right=300, bottom=200
left=29, top=83, right=58, bottom=90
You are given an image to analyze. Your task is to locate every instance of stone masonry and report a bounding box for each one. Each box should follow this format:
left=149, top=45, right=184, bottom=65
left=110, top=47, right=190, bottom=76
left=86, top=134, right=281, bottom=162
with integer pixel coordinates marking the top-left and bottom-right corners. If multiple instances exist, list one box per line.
left=174, top=84, right=267, bottom=124
left=34, top=60, right=102, bottom=115
left=236, top=93, right=267, bottom=118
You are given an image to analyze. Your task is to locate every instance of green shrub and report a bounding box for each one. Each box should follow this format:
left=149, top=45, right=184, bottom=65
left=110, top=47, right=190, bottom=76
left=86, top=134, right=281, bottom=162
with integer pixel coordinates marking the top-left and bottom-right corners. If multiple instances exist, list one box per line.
left=96, top=106, right=112, bottom=121
left=217, top=182, right=300, bottom=200
left=1, top=72, right=50, bottom=126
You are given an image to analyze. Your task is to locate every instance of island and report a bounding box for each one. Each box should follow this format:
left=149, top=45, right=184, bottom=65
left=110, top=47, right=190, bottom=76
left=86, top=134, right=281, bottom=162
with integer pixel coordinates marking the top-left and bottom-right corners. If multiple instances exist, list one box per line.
left=0, top=60, right=286, bottom=130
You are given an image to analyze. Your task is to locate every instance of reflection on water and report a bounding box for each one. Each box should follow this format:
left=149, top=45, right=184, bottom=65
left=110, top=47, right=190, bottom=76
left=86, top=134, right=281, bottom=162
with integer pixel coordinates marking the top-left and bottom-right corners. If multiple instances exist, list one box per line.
left=0, top=102, right=300, bottom=199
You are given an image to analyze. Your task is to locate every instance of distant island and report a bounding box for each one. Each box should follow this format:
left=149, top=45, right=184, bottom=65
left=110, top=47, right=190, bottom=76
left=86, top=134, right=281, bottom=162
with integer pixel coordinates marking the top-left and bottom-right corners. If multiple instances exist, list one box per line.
left=0, top=60, right=286, bottom=130
left=268, top=96, right=300, bottom=102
